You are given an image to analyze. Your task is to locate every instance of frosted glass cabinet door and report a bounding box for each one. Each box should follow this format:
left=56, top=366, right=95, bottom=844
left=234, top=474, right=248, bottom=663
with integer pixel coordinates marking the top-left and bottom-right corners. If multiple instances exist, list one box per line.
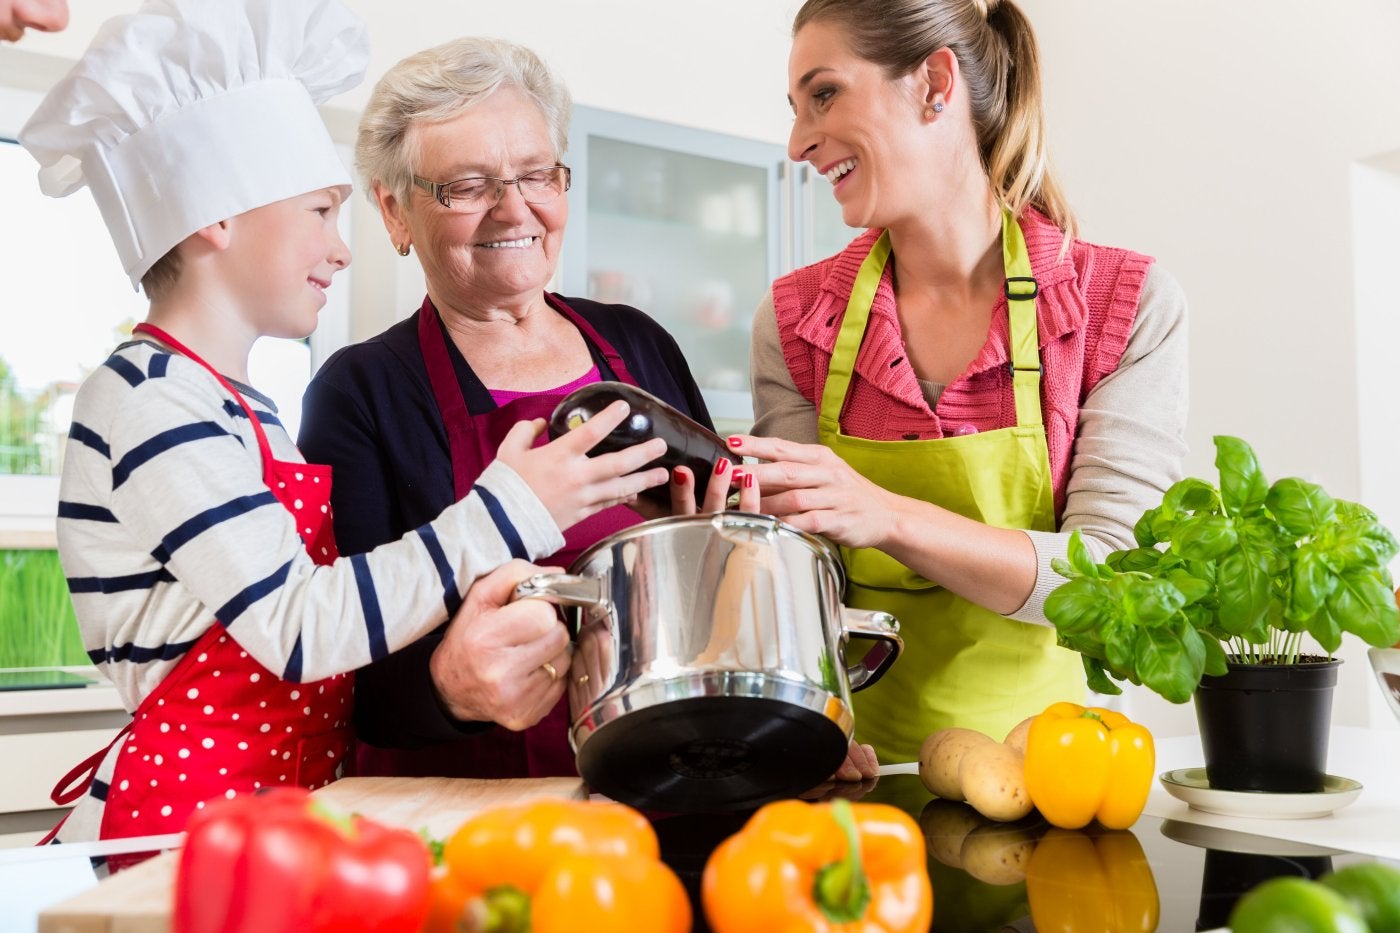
left=561, top=108, right=784, bottom=431
left=798, top=163, right=864, bottom=265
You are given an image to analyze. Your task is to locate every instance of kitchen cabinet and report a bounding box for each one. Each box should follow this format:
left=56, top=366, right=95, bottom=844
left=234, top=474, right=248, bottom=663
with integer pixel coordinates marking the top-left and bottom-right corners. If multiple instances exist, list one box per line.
left=560, top=106, right=858, bottom=434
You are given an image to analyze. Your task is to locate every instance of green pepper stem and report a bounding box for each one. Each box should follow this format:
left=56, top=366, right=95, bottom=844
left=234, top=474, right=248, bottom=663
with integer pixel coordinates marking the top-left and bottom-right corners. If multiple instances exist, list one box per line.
left=812, top=798, right=873, bottom=923
left=478, top=885, right=531, bottom=933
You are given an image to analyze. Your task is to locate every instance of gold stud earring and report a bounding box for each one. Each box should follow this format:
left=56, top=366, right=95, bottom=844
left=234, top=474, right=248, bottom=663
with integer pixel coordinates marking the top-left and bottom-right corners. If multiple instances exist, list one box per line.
left=396, top=243, right=411, bottom=257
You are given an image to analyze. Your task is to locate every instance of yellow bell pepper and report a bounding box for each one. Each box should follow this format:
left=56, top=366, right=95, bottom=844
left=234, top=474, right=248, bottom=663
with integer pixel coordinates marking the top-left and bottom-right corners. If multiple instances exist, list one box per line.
left=1025, top=827, right=1160, bottom=932
left=1023, top=702, right=1154, bottom=830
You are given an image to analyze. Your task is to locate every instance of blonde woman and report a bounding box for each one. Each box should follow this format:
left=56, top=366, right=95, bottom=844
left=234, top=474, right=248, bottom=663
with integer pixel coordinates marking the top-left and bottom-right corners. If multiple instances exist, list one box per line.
left=733, top=0, right=1190, bottom=769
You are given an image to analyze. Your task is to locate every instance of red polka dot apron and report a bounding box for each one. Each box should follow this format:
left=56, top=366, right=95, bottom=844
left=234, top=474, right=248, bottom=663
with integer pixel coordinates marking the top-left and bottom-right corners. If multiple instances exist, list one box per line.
left=353, top=295, right=642, bottom=779
left=42, top=324, right=351, bottom=843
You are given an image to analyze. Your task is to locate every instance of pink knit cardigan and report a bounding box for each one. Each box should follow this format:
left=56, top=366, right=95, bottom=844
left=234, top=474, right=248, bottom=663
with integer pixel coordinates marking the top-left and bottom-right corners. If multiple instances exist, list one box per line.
left=770, top=208, right=1152, bottom=519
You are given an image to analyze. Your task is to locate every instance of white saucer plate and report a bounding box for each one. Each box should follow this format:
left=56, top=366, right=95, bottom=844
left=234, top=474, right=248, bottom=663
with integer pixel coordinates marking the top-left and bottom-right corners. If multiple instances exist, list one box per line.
left=1159, top=768, right=1363, bottom=820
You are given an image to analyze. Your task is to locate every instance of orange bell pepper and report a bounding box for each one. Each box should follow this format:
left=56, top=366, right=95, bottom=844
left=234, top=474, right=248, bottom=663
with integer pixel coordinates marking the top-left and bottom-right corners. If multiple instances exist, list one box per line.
left=1023, top=702, right=1155, bottom=830
left=428, top=798, right=689, bottom=933
left=1025, top=826, right=1160, bottom=932
left=702, top=798, right=933, bottom=933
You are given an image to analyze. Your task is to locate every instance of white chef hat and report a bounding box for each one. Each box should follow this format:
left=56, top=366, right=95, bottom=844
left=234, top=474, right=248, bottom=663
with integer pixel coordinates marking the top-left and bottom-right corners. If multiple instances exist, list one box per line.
left=18, top=0, right=369, bottom=290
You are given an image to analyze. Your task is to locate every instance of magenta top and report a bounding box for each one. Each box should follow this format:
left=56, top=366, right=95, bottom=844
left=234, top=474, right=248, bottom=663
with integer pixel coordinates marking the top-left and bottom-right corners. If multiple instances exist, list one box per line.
left=487, top=365, right=601, bottom=407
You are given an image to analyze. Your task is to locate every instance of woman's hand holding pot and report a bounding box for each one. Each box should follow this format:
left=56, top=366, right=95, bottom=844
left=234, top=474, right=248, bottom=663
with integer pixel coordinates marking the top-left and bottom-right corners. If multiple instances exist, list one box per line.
left=497, top=400, right=670, bottom=531
left=429, top=560, right=573, bottom=731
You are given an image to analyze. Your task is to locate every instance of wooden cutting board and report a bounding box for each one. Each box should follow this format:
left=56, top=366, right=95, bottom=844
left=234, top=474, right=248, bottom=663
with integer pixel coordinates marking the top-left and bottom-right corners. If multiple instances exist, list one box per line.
left=37, top=776, right=587, bottom=933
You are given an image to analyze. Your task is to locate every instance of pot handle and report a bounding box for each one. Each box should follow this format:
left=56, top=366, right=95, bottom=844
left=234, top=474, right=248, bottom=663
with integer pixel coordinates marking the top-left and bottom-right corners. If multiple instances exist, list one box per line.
left=841, top=608, right=903, bottom=692
left=513, top=573, right=610, bottom=610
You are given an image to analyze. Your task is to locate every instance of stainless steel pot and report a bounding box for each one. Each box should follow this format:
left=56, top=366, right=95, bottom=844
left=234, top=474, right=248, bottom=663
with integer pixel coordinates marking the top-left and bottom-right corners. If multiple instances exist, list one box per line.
left=516, top=511, right=902, bottom=811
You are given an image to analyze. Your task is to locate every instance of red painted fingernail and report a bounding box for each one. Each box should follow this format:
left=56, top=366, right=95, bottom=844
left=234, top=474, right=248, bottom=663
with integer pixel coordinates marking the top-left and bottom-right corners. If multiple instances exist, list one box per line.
left=727, top=436, right=742, bottom=448
left=713, top=459, right=729, bottom=476
left=744, top=472, right=754, bottom=489
left=672, top=468, right=687, bottom=484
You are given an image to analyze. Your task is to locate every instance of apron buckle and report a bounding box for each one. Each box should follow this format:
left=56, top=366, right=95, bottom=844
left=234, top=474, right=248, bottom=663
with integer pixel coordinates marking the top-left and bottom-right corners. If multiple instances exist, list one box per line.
left=1004, top=276, right=1039, bottom=301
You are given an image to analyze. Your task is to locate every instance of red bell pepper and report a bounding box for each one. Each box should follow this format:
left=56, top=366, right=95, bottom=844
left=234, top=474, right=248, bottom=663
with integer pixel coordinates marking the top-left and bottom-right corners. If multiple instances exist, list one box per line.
left=172, top=787, right=431, bottom=933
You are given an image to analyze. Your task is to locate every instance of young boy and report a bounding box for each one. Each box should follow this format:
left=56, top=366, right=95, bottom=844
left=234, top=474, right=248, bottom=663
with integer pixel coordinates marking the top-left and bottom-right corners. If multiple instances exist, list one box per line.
left=19, top=0, right=667, bottom=843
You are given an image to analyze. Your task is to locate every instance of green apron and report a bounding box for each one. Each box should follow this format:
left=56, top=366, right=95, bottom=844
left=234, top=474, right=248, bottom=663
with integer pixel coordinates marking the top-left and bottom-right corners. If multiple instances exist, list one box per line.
left=820, top=210, right=1084, bottom=764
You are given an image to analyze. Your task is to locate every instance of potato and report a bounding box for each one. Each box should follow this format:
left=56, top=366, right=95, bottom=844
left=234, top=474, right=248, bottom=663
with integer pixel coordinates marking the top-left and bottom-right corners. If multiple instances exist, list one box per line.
left=918, top=799, right=986, bottom=869
left=1002, top=715, right=1035, bottom=756
left=959, top=743, right=1034, bottom=822
left=959, top=822, right=1040, bottom=885
left=918, top=727, right=996, bottom=801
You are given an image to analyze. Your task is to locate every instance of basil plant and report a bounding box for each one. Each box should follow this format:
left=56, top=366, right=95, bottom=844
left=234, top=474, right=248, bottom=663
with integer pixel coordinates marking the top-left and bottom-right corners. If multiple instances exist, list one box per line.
left=1044, top=436, right=1400, bottom=703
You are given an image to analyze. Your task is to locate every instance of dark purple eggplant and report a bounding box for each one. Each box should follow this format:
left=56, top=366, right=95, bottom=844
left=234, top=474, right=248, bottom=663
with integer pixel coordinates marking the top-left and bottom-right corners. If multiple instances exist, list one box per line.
left=547, top=382, right=740, bottom=507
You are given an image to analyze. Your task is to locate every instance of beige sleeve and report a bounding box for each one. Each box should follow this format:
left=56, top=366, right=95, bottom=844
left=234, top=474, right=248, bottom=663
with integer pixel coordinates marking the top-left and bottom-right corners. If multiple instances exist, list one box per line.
left=749, top=289, right=820, bottom=443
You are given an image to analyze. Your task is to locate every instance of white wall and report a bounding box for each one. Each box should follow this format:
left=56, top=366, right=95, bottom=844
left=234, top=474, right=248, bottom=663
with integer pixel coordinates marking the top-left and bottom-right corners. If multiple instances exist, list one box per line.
left=14, top=0, right=1400, bottom=733
left=1018, top=0, right=1400, bottom=733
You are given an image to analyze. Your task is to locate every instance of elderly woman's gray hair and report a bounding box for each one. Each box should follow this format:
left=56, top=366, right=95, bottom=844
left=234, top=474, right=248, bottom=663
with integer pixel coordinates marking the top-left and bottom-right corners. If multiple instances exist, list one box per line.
left=356, top=36, right=572, bottom=205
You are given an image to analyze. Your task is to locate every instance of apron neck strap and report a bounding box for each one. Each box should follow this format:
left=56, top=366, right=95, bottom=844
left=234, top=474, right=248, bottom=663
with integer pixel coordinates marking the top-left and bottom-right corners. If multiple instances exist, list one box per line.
left=816, top=210, right=1043, bottom=434
left=1000, top=208, right=1043, bottom=429
left=131, top=323, right=277, bottom=479
left=818, top=231, right=891, bottom=434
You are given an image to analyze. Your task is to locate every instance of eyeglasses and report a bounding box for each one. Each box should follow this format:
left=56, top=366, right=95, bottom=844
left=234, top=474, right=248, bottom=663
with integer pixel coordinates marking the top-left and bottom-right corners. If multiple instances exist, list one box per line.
left=411, top=165, right=572, bottom=212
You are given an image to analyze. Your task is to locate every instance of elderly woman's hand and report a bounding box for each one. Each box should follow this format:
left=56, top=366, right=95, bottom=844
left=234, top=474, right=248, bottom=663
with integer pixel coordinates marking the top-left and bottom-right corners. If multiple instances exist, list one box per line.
left=726, top=435, right=897, bottom=549
left=496, top=400, right=669, bottom=532
left=428, top=559, right=572, bottom=730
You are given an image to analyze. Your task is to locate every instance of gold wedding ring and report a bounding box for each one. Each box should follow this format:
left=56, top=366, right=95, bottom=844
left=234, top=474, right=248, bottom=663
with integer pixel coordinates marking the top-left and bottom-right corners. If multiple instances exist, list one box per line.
left=577, top=673, right=589, bottom=685
left=541, top=661, right=559, bottom=682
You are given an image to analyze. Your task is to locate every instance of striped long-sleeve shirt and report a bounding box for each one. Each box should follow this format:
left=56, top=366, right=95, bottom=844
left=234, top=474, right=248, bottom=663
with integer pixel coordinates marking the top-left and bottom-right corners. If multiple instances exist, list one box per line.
left=56, top=338, right=563, bottom=749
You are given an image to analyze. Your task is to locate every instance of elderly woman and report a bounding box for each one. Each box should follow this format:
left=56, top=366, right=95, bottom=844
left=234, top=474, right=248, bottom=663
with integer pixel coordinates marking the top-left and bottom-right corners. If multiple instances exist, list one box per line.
left=298, top=37, right=747, bottom=779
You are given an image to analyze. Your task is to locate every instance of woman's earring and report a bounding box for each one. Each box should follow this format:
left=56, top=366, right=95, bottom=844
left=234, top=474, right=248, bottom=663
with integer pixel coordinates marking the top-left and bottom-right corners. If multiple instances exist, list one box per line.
left=396, top=243, right=411, bottom=257
left=933, top=101, right=945, bottom=113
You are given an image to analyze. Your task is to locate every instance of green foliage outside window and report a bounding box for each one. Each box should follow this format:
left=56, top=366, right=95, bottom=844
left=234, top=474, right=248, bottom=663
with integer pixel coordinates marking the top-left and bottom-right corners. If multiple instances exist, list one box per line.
left=0, top=549, right=88, bottom=668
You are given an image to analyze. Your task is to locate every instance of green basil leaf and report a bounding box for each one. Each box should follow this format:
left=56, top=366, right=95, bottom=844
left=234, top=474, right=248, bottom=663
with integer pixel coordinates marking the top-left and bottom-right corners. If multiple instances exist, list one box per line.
left=1133, top=507, right=1163, bottom=547
left=1215, top=436, right=1269, bottom=516
left=1287, top=545, right=1336, bottom=621
left=1266, top=477, right=1335, bottom=536
left=1082, top=656, right=1122, bottom=696
left=1200, top=634, right=1230, bottom=676
left=1134, top=627, right=1197, bottom=704
left=1176, top=616, right=1208, bottom=686
left=1044, top=578, right=1111, bottom=637
left=1305, top=600, right=1344, bottom=654
left=1125, top=578, right=1187, bottom=627
left=1050, top=557, right=1076, bottom=580
left=1164, top=569, right=1212, bottom=605
left=1066, top=530, right=1102, bottom=579
left=1216, top=547, right=1272, bottom=636
left=1108, top=547, right=1165, bottom=574
left=1172, top=515, right=1238, bottom=562
left=1328, top=570, right=1400, bottom=648
left=1165, top=477, right=1219, bottom=514
left=1329, top=515, right=1400, bottom=569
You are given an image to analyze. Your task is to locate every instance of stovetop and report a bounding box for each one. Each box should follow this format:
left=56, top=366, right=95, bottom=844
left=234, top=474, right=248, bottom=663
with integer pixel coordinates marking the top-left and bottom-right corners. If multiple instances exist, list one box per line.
left=653, top=772, right=1399, bottom=932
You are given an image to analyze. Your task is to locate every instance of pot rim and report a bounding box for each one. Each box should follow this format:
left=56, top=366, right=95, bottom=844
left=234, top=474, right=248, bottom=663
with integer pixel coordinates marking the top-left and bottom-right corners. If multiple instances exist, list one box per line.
left=567, top=510, right=843, bottom=583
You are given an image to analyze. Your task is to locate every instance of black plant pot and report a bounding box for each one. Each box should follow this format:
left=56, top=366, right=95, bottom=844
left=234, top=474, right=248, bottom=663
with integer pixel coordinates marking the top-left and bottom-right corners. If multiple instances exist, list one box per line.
left=1193, top=657, right=1341, bottom=793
